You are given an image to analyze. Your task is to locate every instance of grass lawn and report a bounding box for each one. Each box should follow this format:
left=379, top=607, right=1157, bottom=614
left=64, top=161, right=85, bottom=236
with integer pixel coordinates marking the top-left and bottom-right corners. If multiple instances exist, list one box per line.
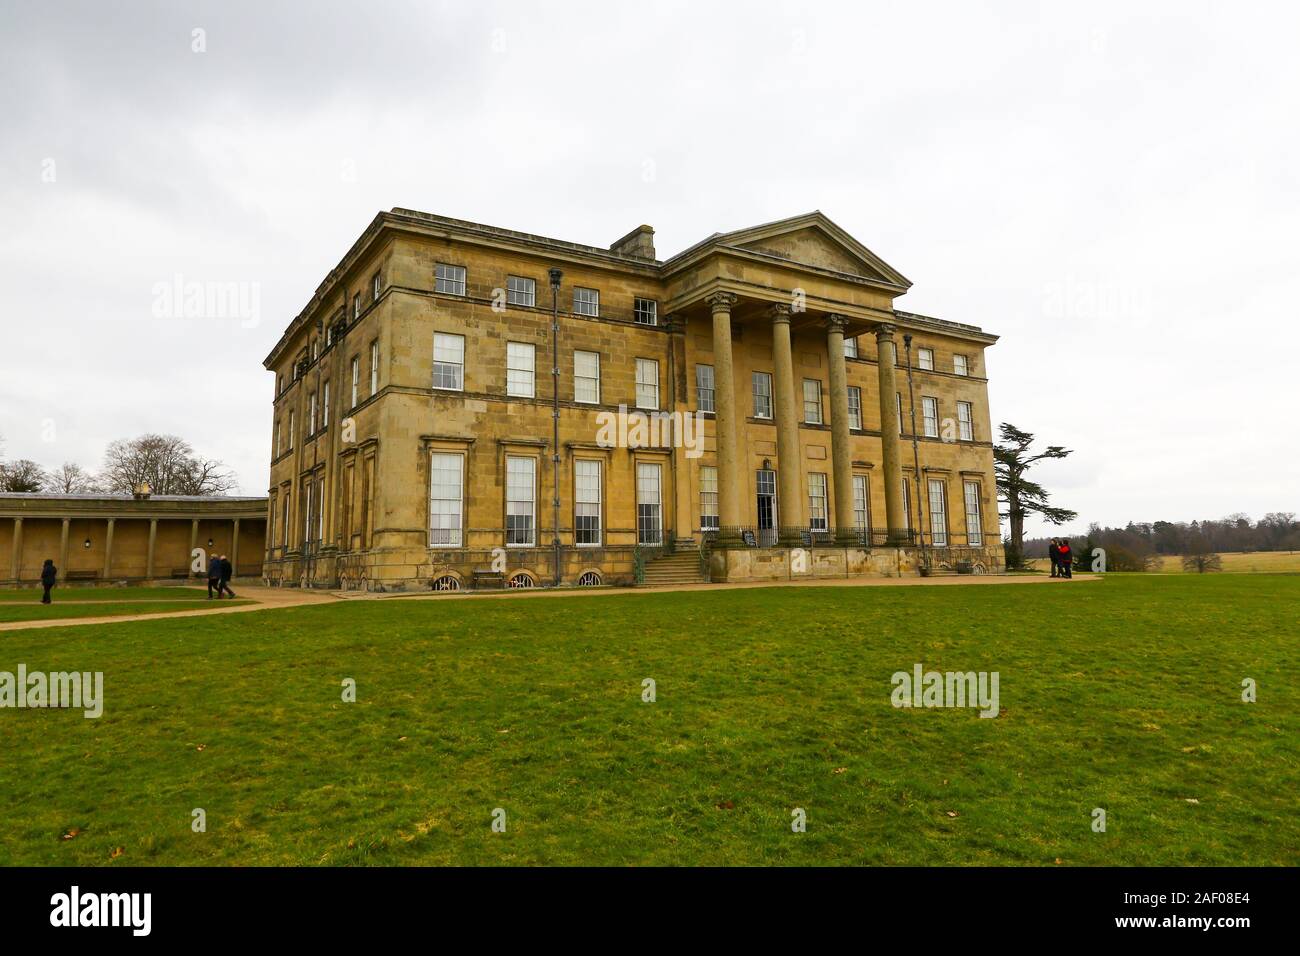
left=0, top=575, right=1294, bottom=866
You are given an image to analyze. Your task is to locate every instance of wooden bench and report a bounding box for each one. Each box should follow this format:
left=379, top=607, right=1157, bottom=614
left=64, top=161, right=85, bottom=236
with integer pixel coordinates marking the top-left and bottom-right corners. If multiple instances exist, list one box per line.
left=65, top=570, right=99, bottom=581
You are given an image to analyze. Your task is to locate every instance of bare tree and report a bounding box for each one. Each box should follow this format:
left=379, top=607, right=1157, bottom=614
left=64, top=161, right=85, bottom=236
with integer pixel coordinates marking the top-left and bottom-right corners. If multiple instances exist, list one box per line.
left=99, top=434, right=237, bottom=496
left=0, top=459, right=49, bottom=493
left=1181, top=533, right=1223, bottom=573
left=43, top=462, right=100, bottom=494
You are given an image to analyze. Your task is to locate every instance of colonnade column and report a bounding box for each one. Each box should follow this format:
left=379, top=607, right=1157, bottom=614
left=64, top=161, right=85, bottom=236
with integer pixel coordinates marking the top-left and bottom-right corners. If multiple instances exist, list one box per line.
left=231, top=518, right=241, bottom=577
left=102, top=517, right=115, bottom=579
left=146, top=518, right=158, bottom=580
left=708, top=292, right=743, bottom=544
left=770, top=304, right=804, bottom=543
left=189, top=519, right=199, bottom=579
left=10, top=517, right=22, bottom=583
left=875, top=323, right=907, bottom=543
left=58, top=518, right=70, bottom=582
left=825, top=314, right=856, bottom=543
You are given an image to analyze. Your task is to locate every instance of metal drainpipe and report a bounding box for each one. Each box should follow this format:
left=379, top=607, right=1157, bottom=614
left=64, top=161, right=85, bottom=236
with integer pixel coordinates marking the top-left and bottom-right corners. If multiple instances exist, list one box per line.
left=549, top=268, right=563, bottom=587
left=903, top=334, right=928, bottom=571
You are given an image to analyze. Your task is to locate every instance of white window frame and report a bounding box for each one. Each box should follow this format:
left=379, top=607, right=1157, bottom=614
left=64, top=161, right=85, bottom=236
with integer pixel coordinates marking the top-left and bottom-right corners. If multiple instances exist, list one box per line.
left=505, top=455, right=536, bottom=547
left=848, top=386, right=862, bottom=430
left=957, top=401, right=974, bottom=441
left=274, top=420, right=281, bottom=458
left=507, top=275, right=536, bottom=307
left=573, top=287, right=600, bottom=317
left=918, top=347, right=934, bottom=371
left=435, top=262, right=466, bottom=296
left=308, top=392, right=317, bottom=435
left=953, top=354, right=969, bottom=376
left=964, top=480, right=983, bottom=546
left=281, top=491, right=291, bottom=549
left=853, top=474, right=870, bottom=539
left=372, top=271, right=381, bottom=302
left=353, top=293, right=361, bottom=320
left=433, top=332, right=465, bottom=391
left=699, top=465, right=719, bottom=531
left=351, top=356, right=360, bottom=408
left=844, top=336, right=858, bottom=358
left=634, top=298, right=657, bottom=326
left=322, top=381, right=330, bottom=428
left=506, top=341, right=536, bottom=398
left=803, top=379, right=822, bottom=424
left=753, top=371, right=773, bottom=419
left=636, top=462, right=663, bottom=545
left=429, top=452, right=465, bottom=548
left=923, top=396, right=939, bottom=438
left=808, top=473, right=829, bottom=531
left=574, top=459, right=602, bottom=547
left=696, top=364, right=715, bottom=413
left=369, top=340, right=379, bottom=396
left=635, top=358, right=659, bottom=409
left=574, top=350, right=600, bottom=404
left=928, top=478, right=948, bottom=546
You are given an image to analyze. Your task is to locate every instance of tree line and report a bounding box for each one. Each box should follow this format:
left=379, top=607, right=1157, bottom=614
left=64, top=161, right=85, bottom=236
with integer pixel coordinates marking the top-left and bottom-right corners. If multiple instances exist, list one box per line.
left=1023, top=514, right=1299, bottom=572
left=0, top=434, right=237, bottom=496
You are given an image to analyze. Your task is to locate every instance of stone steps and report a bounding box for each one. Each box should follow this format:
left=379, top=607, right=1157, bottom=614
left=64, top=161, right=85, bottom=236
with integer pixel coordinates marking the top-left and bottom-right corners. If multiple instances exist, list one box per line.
left=640, top=551, right=708, bottom=586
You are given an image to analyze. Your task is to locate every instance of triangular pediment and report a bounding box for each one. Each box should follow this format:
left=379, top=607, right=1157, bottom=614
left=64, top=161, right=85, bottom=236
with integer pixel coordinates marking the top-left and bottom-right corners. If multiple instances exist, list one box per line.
left=684, top=211, right=911, bottom=290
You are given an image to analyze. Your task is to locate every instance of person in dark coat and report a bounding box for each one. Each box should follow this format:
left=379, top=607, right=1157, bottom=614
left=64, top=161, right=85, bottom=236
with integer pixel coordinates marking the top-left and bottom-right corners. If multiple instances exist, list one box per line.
left=40, top=559, right=57, bottom=604
left=1059, top=539, right=1073, bottom=579
left=1048, top=538, right=1060, bottom=577
left=217, top=554, right=236, bottom=598
left=206, top=552, right=222, bottom=599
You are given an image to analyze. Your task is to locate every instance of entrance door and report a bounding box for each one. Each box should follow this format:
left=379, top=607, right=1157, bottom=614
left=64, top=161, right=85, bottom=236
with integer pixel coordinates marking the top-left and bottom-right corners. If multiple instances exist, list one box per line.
left=756, top=469, right=778, bottom=546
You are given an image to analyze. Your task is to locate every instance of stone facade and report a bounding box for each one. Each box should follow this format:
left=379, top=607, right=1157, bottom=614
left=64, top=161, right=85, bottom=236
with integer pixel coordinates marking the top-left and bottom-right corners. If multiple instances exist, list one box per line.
left=262, top=210, right=1003, bottom=591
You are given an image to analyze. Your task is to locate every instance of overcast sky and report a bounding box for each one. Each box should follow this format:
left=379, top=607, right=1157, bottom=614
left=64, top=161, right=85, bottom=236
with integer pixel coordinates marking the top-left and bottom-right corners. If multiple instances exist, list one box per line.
left=1, top=0, right=1296, bottom=535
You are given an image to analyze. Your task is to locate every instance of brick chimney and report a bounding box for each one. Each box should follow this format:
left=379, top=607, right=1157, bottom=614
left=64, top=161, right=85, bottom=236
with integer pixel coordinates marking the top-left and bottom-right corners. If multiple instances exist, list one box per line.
left=609, top=224, right=655, bottom=260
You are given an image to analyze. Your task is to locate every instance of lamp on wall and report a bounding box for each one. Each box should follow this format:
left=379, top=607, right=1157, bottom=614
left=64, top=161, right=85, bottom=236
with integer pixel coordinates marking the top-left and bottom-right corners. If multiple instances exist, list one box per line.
left=83, top=538, right=91, bottom=549
left=207, top=538, right=214, bottom=548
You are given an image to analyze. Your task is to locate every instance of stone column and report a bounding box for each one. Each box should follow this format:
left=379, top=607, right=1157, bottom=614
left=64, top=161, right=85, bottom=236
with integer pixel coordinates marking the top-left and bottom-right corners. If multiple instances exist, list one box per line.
left=102, top=517, right=115, bottom=579
left=770, top=304, right=803, bottom=543
left=825, top=314, right=856, bottom=543
left=875, top=323, right=907, bottom=543
left=708, top=292, right=743, bottom=543
left=10, top=517, right=22, bottom=583
left=58, top=518, right=70, bottom=582
left=146, top=518, right=158, bottom=580
left=189, top=519, right=199, bottom=579
left=231, top=518, right=241, bottom=577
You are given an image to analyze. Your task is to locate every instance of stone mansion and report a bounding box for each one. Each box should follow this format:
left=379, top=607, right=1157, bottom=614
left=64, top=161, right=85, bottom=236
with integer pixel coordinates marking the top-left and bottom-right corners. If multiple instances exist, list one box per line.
left=261, top=209, right=1002, bottom=590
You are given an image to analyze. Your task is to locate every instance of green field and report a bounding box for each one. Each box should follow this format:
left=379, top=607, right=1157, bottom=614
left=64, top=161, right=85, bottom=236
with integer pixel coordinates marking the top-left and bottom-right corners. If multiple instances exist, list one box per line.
left=0, top=575, right=1294, bottom=866
left=0, top=587, right=249, bottom=624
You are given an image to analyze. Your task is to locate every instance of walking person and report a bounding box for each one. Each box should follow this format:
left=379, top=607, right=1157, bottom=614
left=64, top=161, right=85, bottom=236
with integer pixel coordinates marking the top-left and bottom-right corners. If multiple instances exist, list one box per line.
left=206, top=551, right=222, bottom=599
left=217, top=554, right=237, bottom=598
left=1059, top=539, right=1073, bottom=579
left=39, top=558, right=57, bottom=604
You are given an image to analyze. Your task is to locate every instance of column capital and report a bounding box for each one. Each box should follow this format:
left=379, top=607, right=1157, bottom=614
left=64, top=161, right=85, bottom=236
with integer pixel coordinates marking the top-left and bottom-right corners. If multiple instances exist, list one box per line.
left=707, top=291, right=738, bottom=314
left=874, top=322, right=897, bottom=340
left=824, top=313, right=850, bottom=334
left=768, top=302, right=792, bottom=325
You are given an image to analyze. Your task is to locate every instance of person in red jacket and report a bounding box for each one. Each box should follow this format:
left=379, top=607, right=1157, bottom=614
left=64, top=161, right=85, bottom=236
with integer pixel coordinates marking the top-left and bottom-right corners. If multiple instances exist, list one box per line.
left=1058, top=540, right=1073, bottom=578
